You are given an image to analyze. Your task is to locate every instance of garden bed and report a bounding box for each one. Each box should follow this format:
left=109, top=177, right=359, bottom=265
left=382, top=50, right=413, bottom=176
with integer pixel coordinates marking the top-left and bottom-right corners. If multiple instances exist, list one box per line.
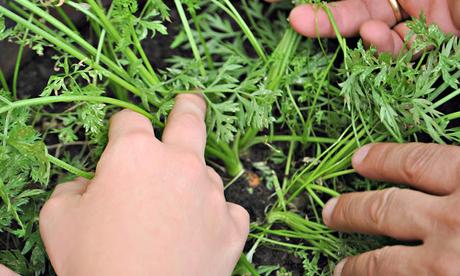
left=0, top=0, right=459, bottom=275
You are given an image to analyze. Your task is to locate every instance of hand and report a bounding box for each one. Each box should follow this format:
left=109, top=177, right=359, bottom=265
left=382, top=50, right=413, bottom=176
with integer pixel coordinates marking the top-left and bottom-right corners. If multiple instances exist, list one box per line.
left=322, top=143, right=460, bottom=276
left=269, top=0, right=460, bottom=55
left=39, top=94, right=249, bottom=275
left=0, top=264, right=18, bottom=276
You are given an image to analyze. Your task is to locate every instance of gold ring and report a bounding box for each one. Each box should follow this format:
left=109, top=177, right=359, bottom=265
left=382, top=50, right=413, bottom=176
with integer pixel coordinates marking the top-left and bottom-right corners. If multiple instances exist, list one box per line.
left=388, top=0, right=402, bottom=22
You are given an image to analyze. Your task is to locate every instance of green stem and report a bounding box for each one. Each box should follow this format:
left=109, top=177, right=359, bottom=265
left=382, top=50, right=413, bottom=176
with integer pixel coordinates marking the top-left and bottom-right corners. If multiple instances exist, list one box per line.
left=0, top=6, right=148, bottom=101
left=432, top=87, right=460, bottom=109
left=130, top=24, right=156, bottom=78
left=56, top=6, right=79, bottom=34
left=48, top=155, right=94, bottom=179
left=248, top=135, right=336, bottom=147
left=12, top=15, right=32, bottom=99
left=430, top=70, right=460, bottom=101
left=0, top=69, right=9, bottom=92
left=0, top=95, right=153, bottom=120
left=190, top=10, right=214, bottom=70
left=238, top=28, right=301, bottom=153
left=14, top=0, right=129, bottom=80
left=237, top=254, right=260, bottom=276
left=307, top=184, right=340, bottom=197
left=86, top=0, right=160, bottom=85
left=174, top=0, right=206, bottom=77
left=206, top=144, right=243, bottom=176
left=212, top=0, right=267, bottom=62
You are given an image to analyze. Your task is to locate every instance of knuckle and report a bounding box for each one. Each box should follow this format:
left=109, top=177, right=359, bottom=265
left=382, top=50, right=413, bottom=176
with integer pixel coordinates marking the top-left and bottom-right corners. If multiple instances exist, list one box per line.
left=365, top=246, right=391, bottom=275
left=177, top=153, right=205, bottom=175
left=207, top=166, right=224, bottom=185
left=438, top=197, right=460, bottom=233
left=401, top=144, right=437, bottom=185
left=235, top=205, right=250, bottom=229
left=172, top=112, right=205, bottom=131
left=227, top=222, right=248, bottom=250
left=369, top=188, right=399, bottom=231
left=207, top=188, right=226, bottom=206
left=121, top=131, right=155, bottom=145
left=169, top=153, right=207, bottom=194
left=113, top=131, right=155, bottom=152
left=39, top=197, right=62, bottom=223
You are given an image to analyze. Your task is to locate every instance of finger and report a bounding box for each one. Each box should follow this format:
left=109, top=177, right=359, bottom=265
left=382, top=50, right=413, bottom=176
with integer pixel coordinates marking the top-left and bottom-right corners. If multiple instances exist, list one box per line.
left=0, top=264, right=19, bottom=276
left=289, top=0, right=398, bottom=38
left=352, top=143, right=460, bottom=195
left=337, top=245, right=426, bottom=276
left=449, top=0, right=460, bottom=29
left=392, top=22, right=426, bottom=58
left=360, top=20, right=404, bottom=55
left=323, top=188, right=437, bottom=240
left=162, top=94, right=207, bottom=157
left=108, top=109, right=155, bottom=143
left=50, top=177, right=90, bottom=199
left=400, top=0, right=460, bottom=35
left=227, top=202, right=250, bottom=238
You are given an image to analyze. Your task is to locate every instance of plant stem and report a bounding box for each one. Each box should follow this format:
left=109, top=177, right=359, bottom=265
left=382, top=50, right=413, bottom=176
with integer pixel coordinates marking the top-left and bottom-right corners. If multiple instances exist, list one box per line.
left=247, top=135, right=336, bottom=147
left=237, top=254, right=260, bottom=276
left=12, top=15, right=32, bottom=99
left=86, top=0, right=161, bottom=85
left=48, top=155, right=94, bottom=179
left=14, top=0, right=129, bottom=80
left=56, top=6, right=79, bottom=34
left=174, top=0, right=206, bottom=77
left=0, top=69, right=9, bottom=92
left=0, top=95, right=153, bottom=120
left=0, top=6, right=149, bottom=101
left=212, top=0, right=267, bottom=62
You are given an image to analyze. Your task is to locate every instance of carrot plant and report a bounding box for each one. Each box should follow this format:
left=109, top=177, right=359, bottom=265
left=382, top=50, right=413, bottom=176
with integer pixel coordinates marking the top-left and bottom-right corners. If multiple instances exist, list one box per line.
left=0, top=0, right=459, bottom=274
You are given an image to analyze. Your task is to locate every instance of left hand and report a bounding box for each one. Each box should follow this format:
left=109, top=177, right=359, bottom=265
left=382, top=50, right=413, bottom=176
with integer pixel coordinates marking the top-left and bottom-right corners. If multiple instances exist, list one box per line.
left=38, top=94, right=249, bottom=276
left=266, top=0, right=460, bottom=55
left=322, top=143, right=460, bottom=276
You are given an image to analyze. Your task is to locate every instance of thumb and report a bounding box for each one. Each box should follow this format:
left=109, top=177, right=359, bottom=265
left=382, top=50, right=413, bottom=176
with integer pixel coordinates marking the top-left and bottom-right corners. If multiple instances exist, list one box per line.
left=448, top=0, right=460, bottom=29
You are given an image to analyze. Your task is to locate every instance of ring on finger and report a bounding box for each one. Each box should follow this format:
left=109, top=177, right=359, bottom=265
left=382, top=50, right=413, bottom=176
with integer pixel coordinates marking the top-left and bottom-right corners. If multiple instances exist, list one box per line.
left=388, top=0, right=403, bottom=22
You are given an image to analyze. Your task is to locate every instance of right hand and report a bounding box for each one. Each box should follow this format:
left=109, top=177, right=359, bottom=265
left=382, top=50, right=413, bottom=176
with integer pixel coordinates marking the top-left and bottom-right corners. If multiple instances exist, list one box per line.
left=268, top=0, right=460, bottom=54
left=39, top=94, right=249, bottom=276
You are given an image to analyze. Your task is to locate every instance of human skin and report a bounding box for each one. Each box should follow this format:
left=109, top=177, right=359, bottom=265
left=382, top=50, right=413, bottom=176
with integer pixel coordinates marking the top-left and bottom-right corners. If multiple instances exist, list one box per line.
left=270, top=0, right=460, bottom=55
left=324, top=143, right=460, bottom=275
left=38, top=94, right=249, bottom=275
left=265, top=0, right=460, bottom=275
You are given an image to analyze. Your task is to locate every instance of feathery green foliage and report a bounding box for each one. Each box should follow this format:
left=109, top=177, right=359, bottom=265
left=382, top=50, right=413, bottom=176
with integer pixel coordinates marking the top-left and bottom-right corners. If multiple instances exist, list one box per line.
left=0, top=0, right=459, bottom=274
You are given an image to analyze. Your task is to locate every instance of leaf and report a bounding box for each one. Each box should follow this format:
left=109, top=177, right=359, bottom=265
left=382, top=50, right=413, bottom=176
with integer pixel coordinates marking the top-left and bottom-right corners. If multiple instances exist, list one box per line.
left=7, top=125, right=50, bottom=185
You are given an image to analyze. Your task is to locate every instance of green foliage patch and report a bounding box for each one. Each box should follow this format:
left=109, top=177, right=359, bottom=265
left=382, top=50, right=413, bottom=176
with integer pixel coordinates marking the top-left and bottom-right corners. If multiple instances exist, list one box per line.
left=0, top=0, right=459, bottom=274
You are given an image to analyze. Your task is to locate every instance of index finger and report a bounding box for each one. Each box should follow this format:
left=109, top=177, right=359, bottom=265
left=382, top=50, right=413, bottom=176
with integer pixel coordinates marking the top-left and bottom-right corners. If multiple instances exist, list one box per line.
left=289, top=0, right=398, bottom=38
left=108, top=109, right=156, bottom=143
left=96, top=109, right=157, bottom=173
left=162, top=94, right=207, bottom=158
left=352, top=143, right=460, bottom=195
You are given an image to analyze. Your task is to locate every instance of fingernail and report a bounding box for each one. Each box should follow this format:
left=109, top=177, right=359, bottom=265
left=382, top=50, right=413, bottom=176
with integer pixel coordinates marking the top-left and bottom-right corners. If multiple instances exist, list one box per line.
left=322, top=197, right=338, bottom=226
left=352, top=144, right=372, bottom=166
left=334, top=259, right=347, bottom=276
